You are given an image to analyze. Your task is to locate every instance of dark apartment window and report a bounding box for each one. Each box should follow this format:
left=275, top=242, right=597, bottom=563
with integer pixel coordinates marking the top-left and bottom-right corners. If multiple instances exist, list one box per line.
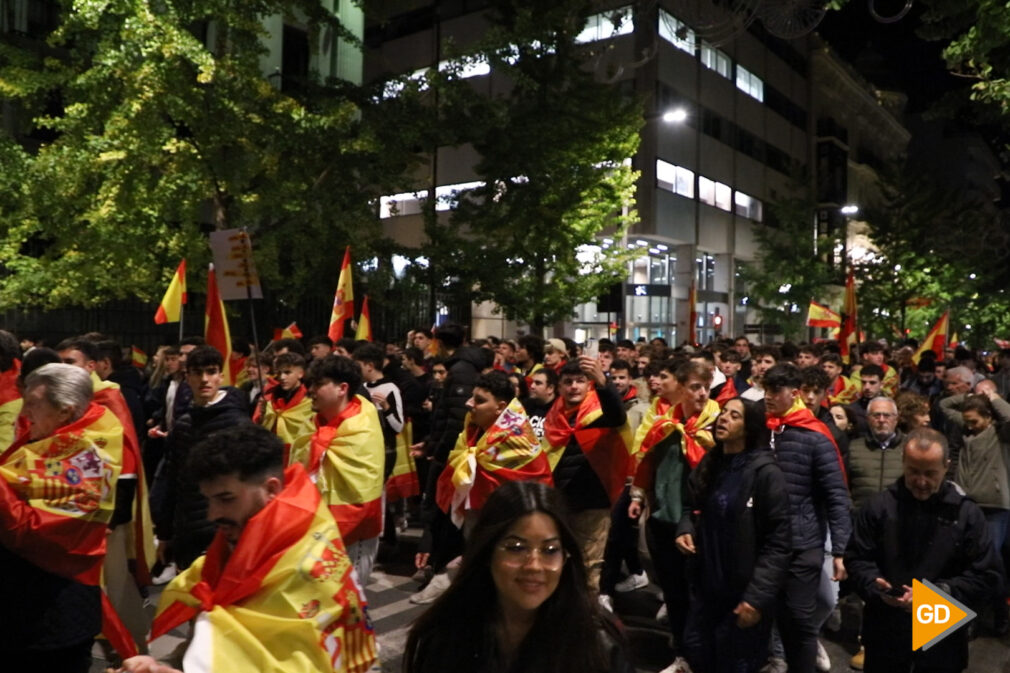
left=282, top=24, right=310, bottom=94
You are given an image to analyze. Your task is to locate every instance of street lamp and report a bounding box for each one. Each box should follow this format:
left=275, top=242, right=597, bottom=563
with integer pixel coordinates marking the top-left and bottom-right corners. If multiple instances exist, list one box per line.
left=662, top=107, right=688, bottom=124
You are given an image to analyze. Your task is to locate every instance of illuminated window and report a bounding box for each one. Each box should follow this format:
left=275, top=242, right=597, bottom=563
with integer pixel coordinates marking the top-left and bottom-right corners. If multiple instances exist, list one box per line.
left=701, top=42, right=731, bottom=79
left=576, top=6, right=634, bottom=44
left=659, top=9, right=695, bottom=54
left=715, top=181, right=732, bottom=211
left=734, top=191, right=764, bottom=221
left=656, top=159, right=695, bottom=198
left=736, top=65, right=764, bottom=101
left=698, top=175, right=715, bottom=206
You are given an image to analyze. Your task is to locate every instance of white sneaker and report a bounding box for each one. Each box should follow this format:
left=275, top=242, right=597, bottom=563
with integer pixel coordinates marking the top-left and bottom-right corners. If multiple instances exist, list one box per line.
left=759, top=656, right=787, bottom=673
left=598, top=594, right=614, bottom=612
left=614, top=571, right=649, bottom=593
left=409, top=572, right=450, bottom=605
left=656, top=603, right=669, bottom=624
left=659, top=655, right=693, bottom=673
left=815, top=639, right=830, bottom=672
left=152, top=562, right=177, bottom=586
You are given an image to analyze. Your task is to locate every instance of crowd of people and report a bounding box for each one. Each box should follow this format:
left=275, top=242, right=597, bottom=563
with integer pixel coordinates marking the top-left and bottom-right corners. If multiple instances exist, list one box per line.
left=1, top=325, right=1008, bottom=673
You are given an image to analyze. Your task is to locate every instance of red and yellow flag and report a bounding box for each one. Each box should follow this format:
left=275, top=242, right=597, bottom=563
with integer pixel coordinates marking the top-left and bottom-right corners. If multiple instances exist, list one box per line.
left=386, top=420, right=418, bottom=504
left=289, top=396, right=384, bottom=546
left=328, top=247, right=354, bottom=342
left=949, top=331, right=959, bottom=350
left=912, top=311, right=949, bottom=364
left=272, top=322, right=303, bottom=342
left=154, top=259, right=187, bottom=324
left=130, top=346, right=147, bottom=369
left=255, top=385, right=316, bottom=463
left=688, top=282, right=698, bottom=345
left=437, top=399, right=553, bottom=527
left=150, top=464, right=376, bottom=673
left=355, top=295, right=372, bottom=342
left=838, top=271, right=858, bottom=364
left=205, top=264, right=233, bottom=385
left=806, top=300, right=841, bottom=328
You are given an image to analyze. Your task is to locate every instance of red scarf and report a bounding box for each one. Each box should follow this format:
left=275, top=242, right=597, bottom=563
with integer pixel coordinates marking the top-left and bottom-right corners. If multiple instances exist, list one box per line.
left=767, top=399, right=847, bottom=485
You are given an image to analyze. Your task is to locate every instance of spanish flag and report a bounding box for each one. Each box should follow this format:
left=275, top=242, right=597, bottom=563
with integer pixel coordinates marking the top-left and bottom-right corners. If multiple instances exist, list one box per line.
left=272, top=322, right=303, bottom=342
left=386, top=420, right=419, bottom=504
left=912, top=311, right=949, bottom=364
left=154, top=259, right=187, bottom=324
left=634, top=397, right=720, bottom=475
left=838, top=271, right=858, bottom=364
left=150, top=465, right=376, bottom=673
left=328, top=247, right=354, bottom=342
left=436, top=399, right=553, bottom=528
left=289, top=396, right=385, bottom=546
left=806, top=300, right=841, bottom=328
left=130, top=346, right=147, bottom=369
left=255, top=384, right=316, bottom=463
left=0, top=361, right=22, bottom=452
left=949, top=331, right=959, bottom=350
left=355, top=295, right=372, bottom=342
left=204, top=264, right=233, bottom=385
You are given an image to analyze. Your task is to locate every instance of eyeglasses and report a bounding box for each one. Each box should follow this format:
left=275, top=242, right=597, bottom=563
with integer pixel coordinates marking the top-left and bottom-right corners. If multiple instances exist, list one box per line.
left=869, top=412, right=897, bottom=419
left=497, top=541, right=568, bottom=569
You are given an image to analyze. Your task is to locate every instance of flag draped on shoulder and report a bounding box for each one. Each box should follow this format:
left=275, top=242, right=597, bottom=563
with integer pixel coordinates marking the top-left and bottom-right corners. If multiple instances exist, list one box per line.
left=827, top=374, right=859, bottom=406
left=912, top=311, right=950, bottom=364
left=328, top=247, right=354, bottom=342
left=542, top=387, right=634, bottom=504
left=634, top=397, right=720, bottom=471
left=436, top=399, right=553, bottom=528
left=255, top=385, right=316, bottom=463
left=0, top=360, right=22, bottom=451
left=355, top=295, right=372, bottom=342
left=767, top=397, right=846, bottom=484
left=806, top=300, right=841, bottom=328
left=150, top=464, right=376, bottom=673
left=205, top=263, right=233, bottom=385
left=838, top=271, right=858, bottom=364
left=154, top=259, right=187, bottom=324
left=289, top=396, right=384, bottom=546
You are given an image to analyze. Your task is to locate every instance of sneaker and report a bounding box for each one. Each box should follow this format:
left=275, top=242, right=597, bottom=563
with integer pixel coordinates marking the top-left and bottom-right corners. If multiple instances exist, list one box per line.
left=409, top=572, right=450, bottom=605
left=658, top=655, right=693, bottom=673
left=759, top=657, right=787, bottom=673
left=815, top=640, right=830, bottom=672
left=411, top=564, right=433, bottom=585
left=656, top=603, right=669, bottom=624
left=615, top=571, right=649, bottom=593
left=152, top=562, right=177, bottom=586
left=598, top=594, right=614, bottom=612
left=849, top=646, right=865, bottom=670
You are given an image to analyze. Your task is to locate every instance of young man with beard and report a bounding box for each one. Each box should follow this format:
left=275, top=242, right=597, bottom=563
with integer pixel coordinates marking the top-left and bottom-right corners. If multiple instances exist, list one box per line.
left=522, top=367, right=558, bottom=441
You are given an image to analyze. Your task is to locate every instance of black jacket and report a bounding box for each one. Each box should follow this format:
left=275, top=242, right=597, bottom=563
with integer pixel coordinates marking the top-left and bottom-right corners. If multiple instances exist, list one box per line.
left=155, top=387, right=251, bottom=569
left=678, top=449, right=792, bottom=615
left=771, top=422, right=851, bottom=554
left=425, top=347, right=490, bottom=463
left=846, top=478, right=1004, bottom=669
left=108, top=366, right=148, bottom=444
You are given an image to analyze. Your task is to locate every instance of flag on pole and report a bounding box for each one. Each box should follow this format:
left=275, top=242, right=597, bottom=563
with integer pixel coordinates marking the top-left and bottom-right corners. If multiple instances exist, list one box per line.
left=355, top=296, right=373, bottom=342
left=205, top=264, right=233, bottom=385
left=949, top=331, right=959, bottom=350
left=272, top=322, right=303, bottom=342
left=838, top=271, right=858, bottom=364
left=154, top=259, right=187, bottom=324
left=912, top=312, right=949, bottom=364
left=688, top=283, right=698, bottom=345
left=806, top=300, right=841, bottom=328
left=328, top=247, right=354, bottom=342
left=131, top=346, right=148, bottom=369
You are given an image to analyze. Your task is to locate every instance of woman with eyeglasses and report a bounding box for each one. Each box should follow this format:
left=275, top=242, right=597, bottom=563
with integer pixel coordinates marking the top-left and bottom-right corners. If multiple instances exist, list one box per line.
left=674, top=398, right=792, bottom=673
left=404, top=480, right=634, bottom=673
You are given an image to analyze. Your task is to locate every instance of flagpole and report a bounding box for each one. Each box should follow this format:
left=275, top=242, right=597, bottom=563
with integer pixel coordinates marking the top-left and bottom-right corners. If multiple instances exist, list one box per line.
left=179, top=307, right=184, bottom=343
left=240, top=228, right=265, bottom=395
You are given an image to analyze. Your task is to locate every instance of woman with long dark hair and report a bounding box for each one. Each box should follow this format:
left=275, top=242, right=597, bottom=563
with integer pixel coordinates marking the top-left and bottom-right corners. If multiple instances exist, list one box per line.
left=675, top=398, right=792, bottom=673
left=404, top=480, right=633, bottom=673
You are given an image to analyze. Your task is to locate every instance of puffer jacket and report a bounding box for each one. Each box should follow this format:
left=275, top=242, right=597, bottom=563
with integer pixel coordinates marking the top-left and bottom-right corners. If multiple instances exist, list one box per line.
left=426, top=347, right=492, bottom=463
left=848, top=431, right=904, bottom=511
left=155, top=386, right=252, bottom=568
left=770, top=423, right=852, bottom=554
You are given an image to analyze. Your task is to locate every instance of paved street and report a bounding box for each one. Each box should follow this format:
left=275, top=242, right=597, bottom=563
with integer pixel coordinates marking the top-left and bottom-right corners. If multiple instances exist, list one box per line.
left=90, top=524, right=1010, bottom=672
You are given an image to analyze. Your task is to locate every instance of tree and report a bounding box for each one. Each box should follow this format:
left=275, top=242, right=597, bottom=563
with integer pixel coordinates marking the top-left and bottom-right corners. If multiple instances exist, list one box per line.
left=423, top=0, right=642, bottom=332
left=0, top=0, right=418, bottom=308
left=738, top=194, right=839, bottom=341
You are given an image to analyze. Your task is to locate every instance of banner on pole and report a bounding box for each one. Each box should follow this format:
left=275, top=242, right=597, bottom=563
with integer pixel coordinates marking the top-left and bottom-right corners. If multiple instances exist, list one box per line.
left=209, top=229, right=263, bottom=300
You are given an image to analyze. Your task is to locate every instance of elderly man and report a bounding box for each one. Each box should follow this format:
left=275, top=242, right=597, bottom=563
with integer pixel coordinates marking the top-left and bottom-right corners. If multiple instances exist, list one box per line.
left=123, top=425, right=376, bottom=673
left=846, top=428, right=1003, bottom=673
left=0, top=363, right=128, bottom=670
left=849, top=397, right=904, bottom=511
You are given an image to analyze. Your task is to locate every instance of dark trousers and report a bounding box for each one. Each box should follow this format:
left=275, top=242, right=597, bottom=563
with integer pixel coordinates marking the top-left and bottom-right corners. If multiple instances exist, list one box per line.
left=775, top=547, right=823, bottom=673
left=600, top=486, right=643, bottom=595
left=683, top=599, right=773, bottom=673
left=10, top=639, right=93, bottom=673
left=647, top=516, right=689, bottom=649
